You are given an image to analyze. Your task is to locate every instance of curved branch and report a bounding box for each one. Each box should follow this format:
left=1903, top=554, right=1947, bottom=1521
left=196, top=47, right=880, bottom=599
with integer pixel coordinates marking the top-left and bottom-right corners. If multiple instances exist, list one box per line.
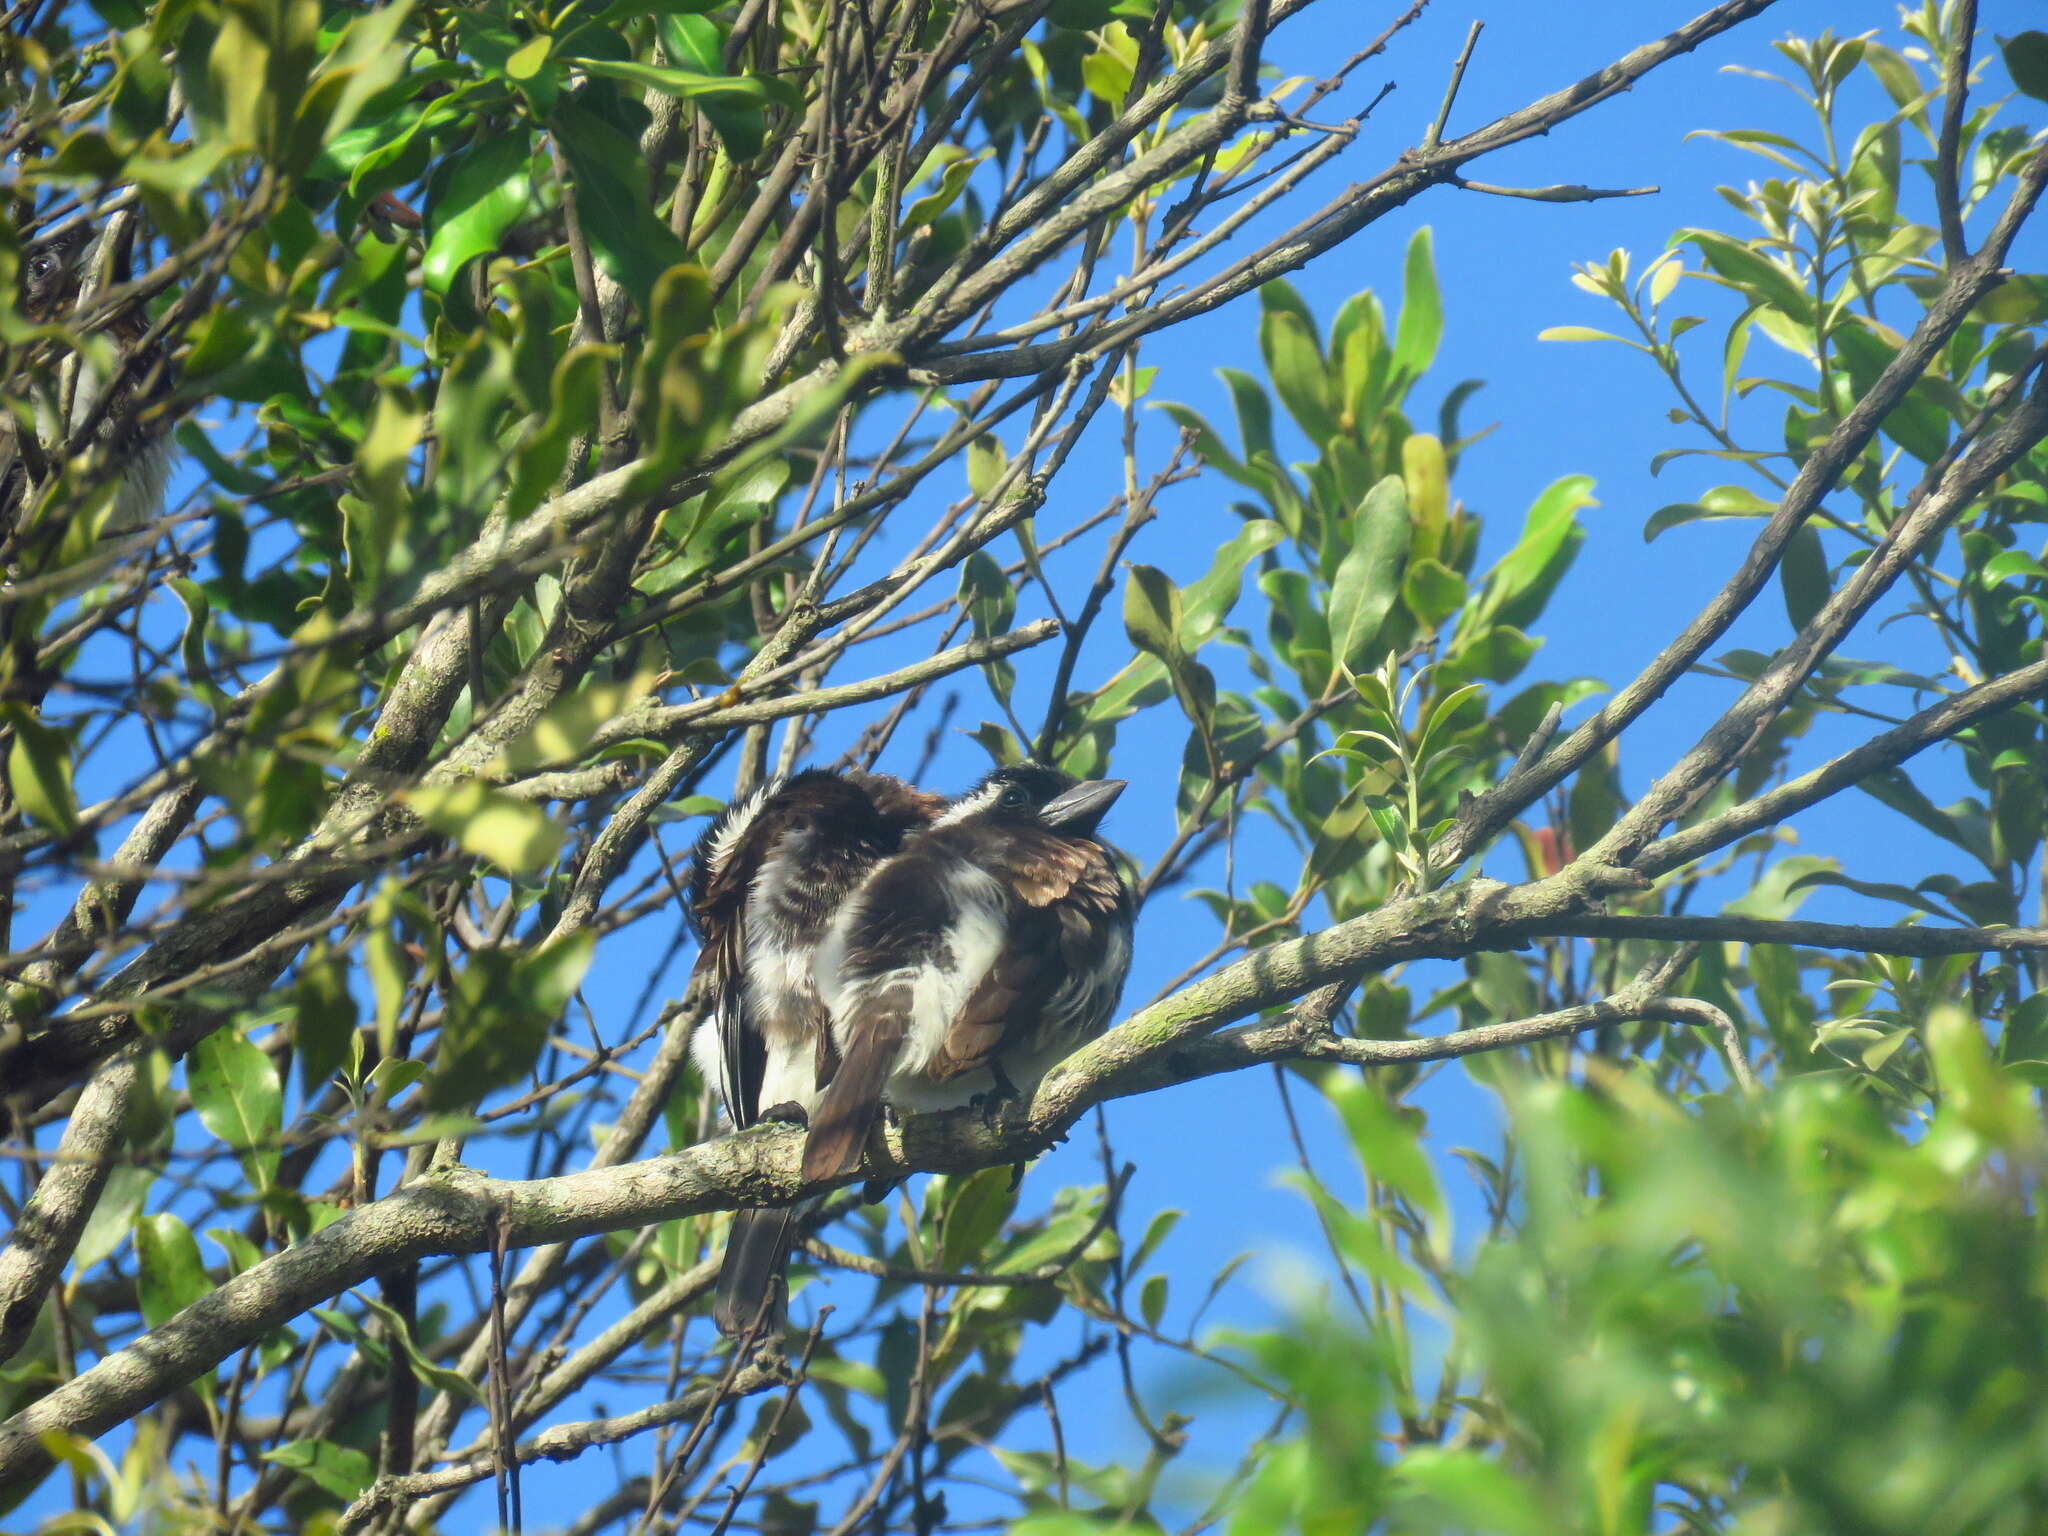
left=0, top=860, right=1651, bottom=1495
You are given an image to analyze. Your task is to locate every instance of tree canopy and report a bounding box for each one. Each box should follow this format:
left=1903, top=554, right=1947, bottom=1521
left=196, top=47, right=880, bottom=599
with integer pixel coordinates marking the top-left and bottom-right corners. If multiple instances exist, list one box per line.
left=2, top=0, right=2047, bottom=1531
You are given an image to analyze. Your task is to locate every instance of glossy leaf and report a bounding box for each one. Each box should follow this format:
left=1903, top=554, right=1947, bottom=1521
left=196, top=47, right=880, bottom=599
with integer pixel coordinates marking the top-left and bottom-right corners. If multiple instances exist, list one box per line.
left=189, top=1027, right=283, bottom=1193
left=1325, top=475, right=1411, bottom=677
left=421, top=132, right=533, bottom=296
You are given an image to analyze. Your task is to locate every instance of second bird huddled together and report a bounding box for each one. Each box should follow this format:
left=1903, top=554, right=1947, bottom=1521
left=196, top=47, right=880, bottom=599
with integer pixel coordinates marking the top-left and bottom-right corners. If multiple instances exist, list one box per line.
left=685, top=763, right=1135, bottom=1338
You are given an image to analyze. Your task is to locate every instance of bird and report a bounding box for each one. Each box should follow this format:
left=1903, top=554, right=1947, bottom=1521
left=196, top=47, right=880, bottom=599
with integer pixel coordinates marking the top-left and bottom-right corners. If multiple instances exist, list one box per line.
left=2, top=217, right=174, bottom=550
left=802, top=764, right=1134, bottom=1186
left=685, top=767, right=943, bottom=1336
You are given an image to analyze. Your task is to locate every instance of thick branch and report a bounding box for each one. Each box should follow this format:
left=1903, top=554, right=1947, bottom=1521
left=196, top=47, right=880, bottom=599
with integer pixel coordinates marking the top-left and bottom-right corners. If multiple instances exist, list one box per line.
left=0, top=861, right=1652, bottom=1493
left=1543, top=913, right=2048, bottom=957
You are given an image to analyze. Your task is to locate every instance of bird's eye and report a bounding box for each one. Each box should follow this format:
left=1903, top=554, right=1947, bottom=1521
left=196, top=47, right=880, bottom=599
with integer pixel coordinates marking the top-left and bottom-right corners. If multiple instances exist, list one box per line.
left=999, top=786, right=1029, bottom=809
left=26, top=256, right=51, bottom=279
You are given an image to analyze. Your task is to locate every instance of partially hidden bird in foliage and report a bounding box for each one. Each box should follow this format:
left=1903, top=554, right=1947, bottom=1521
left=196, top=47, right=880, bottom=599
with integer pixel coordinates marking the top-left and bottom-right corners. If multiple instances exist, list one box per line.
left=2, top=218, right=174, bottom=549
left=686, top=768, right=944, bottom=1336
left=802, top=763, right=1134, bottom=1186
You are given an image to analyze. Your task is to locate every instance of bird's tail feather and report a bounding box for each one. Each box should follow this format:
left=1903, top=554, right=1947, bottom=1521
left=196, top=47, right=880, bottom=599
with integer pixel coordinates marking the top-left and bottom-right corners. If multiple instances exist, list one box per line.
left=802, top=1028, right=896, bottom=1183
left=713, top=1205, right=799, bottom=1338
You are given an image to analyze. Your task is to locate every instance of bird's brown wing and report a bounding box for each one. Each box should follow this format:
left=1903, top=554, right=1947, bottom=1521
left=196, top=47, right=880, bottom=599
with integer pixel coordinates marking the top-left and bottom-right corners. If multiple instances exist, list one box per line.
left=926, top=902, right=1061, bottom=1081
left=927, top=828, right=1122, bottom=1082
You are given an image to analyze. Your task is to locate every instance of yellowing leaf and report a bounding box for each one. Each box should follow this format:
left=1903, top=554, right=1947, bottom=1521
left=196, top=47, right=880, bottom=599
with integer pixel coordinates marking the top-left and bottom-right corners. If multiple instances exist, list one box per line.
left=5, top=706, right=79, bottom=835
left=405, top=778, right=563, bottom=877
left=491, top=670, right=657, bottom=775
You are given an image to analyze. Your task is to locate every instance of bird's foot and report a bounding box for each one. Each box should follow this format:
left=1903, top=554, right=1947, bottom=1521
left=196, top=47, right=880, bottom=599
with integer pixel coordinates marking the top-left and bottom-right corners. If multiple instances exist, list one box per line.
left=969, top=1061, right=1021, bottom=1129
left=759, top=1100, right=809, bottom=1127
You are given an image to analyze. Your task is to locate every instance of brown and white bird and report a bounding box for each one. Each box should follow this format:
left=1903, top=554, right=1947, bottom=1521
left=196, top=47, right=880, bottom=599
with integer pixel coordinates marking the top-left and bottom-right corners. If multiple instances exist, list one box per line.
left=802, top=764, right=1133, bottom=1185
left=3, top=218, right=174, bottom=546
left=686, top=768, right=943, bottom=1335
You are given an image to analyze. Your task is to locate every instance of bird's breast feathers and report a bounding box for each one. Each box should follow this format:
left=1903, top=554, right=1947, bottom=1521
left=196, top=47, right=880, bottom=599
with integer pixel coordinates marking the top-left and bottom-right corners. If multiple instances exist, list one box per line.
left=818, top=859, right=1010, bottom=1078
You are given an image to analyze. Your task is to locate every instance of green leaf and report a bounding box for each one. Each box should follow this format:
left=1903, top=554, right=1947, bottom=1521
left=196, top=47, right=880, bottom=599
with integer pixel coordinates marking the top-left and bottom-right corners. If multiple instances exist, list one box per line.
left=1326, top=475, right=1411, bottom=676
left=504, top=34, right=552, bottom=81
left=421, top=132, right=534, bottom=296
left=263, top=1439, right=374, bottom=1504
left=1396, top=1450, right=1549, bottom=1536
left=356, top=1290, right=486, bottom=1401
left=551, top=97, right=690, bottom=305
left=1156, top=401, right=1261, bottom=490
left=189, top=1027, right=283, bottom=1193
left=295, top=946, right=359, bottom=1094
left=958, top=550, right=1015, bottom=638
left=1471, top=474, right=1593, bottom=632
left=1260, top=293, right=1340, bottom=445
left=1679, top=227, right=1814, bottom=322
left=1122, top=565, right=1182, bottom=659
left=135, top=1213, right=212, bottom=1328
left=1402, top=557, right=1465, bottom=629
left=1130, top=1208, right=1182, bottom=1273
left=426, top=931, right=596, bottom=1110
left=938, top=1166, right=1019, bottom=1271
left=1140, top=1272, right=1169, bottom=1330
left=1391, top=226, right=1442, bottom=383
left=1644, top=482, right=1774, bottom=541
left=1182, top=520, right=1285, bottom=645
left=406, top=778, right=564, bottom=878
left=1536, top=325, right=1629, bottom=344
left=343, top=389, right=423, bottom=593
left=4, top=706, right=79, bottom=835
left=2000, top=31, right=2048, bottom=102
left=72, top=1164, right=156, bottom=1275
left=492, top=671, right=657, bottom=774
left=568, top=56, right=796, bottom=106
left=966, top=434, right=1009, bottom=500
left=1983, top=549, right=2048, bottom=587
left=1779, top=523, right=1829, bottom=632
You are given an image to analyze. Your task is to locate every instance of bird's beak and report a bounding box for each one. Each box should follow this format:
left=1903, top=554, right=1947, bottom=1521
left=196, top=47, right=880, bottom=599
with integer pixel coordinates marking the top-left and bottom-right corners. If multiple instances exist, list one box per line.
left=1038, top=778, right=1126, bottom=833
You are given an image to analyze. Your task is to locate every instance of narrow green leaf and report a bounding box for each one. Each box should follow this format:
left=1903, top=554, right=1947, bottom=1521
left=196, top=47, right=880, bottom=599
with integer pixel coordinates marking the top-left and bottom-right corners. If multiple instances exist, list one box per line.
left=1680, top=227, right=1814, bottom=323
left=1779, top=523, right=1830, bottom=631
left=1391, top=226, right=1442, bottom=383
left=1261, top=306, right=1340, bottom=445
left=295, top=947, right=359, bottom=1094
left=72, top=1164, right=156, bottom=1275
left=568, top=56, right=796, bottom=106
left=1140, top=1272, right=1169, bottom=1330
left=1325, top=475, right=1411, bottom=676
left=4, top=706, right=78, bottom=835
